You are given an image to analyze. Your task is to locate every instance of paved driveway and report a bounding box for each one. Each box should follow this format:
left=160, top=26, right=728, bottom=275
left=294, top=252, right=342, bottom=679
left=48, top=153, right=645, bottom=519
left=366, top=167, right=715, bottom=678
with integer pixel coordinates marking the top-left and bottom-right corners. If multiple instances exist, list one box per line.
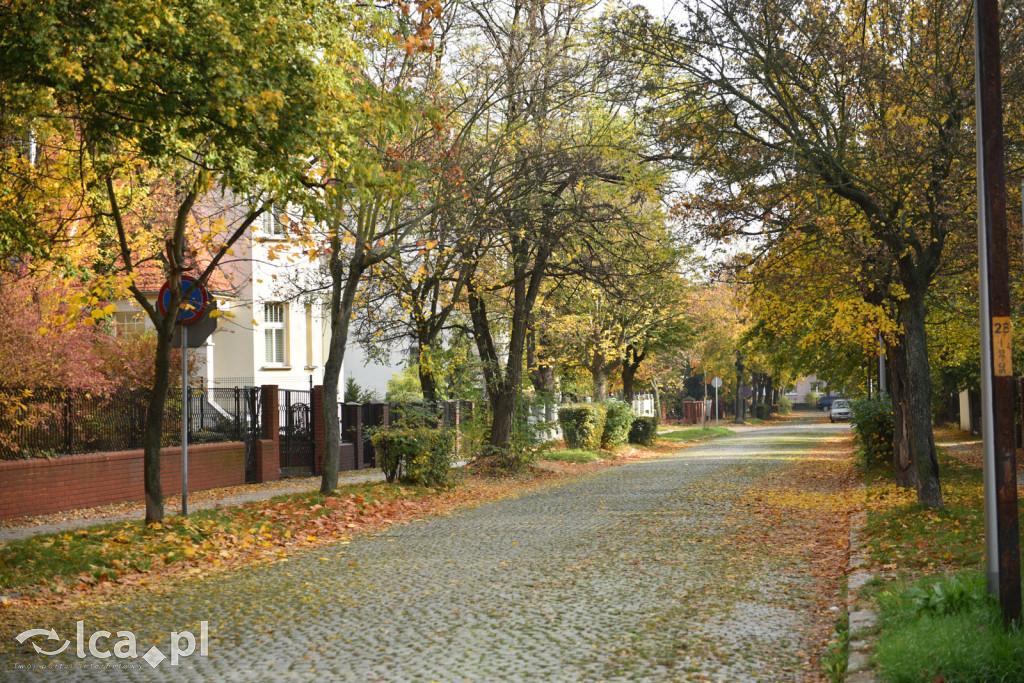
left=2, top=422, right=843, bottom=682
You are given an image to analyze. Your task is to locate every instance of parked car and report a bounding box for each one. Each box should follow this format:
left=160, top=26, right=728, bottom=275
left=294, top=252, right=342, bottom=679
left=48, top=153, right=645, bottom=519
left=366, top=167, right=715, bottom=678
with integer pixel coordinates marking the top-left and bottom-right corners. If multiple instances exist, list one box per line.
left=816, top=395, right=840, bottom=411
left=829, top=399, right=852, bottom=423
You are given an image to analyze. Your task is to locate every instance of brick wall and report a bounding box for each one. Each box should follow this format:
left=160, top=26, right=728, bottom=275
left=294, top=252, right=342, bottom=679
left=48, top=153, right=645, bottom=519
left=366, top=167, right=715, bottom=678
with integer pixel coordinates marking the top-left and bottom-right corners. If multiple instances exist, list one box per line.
left=0, top=442, right=246, bottom=520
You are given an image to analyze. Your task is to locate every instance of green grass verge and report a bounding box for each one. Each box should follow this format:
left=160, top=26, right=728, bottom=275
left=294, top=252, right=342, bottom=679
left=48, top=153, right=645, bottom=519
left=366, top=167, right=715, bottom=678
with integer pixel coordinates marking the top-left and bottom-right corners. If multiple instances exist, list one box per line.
left=821, top=609, right=849, bottom=683
left=0, top=481, right=423, bottom=592
left=659, top=426, right=733, bottom=442
left=874, top=572, right=1024, bottom=682
left=863, top=443, right=1024, bottom=682
left=539, top=449, right=613, bottom=463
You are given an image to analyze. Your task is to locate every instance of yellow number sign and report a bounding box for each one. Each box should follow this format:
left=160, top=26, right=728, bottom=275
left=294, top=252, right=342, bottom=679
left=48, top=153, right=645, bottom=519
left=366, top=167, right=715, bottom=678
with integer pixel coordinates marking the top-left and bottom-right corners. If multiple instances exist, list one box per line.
left=992, top=316, right=1013, bottom=377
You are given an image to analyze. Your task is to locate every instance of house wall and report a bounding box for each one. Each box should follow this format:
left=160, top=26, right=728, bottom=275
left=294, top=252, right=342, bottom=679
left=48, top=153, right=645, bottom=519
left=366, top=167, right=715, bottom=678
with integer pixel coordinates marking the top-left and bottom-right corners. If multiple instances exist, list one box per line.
left=0, top=442, right=247, bottom=520
left=793, top=375, right=829, bottom=402
left=345, top=340, right=410, bottom=398
left=212, top=223, right=339, bottom=397
left=212, top=298, right=257, bottom=383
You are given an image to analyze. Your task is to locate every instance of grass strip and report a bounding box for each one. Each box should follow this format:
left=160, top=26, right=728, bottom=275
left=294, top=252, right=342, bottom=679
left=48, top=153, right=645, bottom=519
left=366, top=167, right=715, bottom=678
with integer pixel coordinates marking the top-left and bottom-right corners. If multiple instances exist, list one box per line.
left=862, top=430, right=1024, bottom=682
left=539, top=449, right=608, bottom=463
left=659, top=426, right=734, bottom=442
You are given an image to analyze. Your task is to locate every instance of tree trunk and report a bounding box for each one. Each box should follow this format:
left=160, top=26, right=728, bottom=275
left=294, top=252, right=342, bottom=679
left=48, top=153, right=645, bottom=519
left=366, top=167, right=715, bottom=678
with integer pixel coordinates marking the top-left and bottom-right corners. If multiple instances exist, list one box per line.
left=621, top=344, right=647, bottom=402
left=886, top=336, right=918, bottom=488
left=592, top=365, right=609, bottom=402
left=898, top=291, right=943, bottom=507
left=652, top=378, right=661, bottom=422
left=143, top=317, right=176, bottom=524
left=321, top=239, right=365, bottom=495
left=734, top=354, right=745, bottom=424
left=527, top=327, right=556, bottom=397
left=622, top=365, right=636, bottom=402
left=418, top=362, right=439, bottom=404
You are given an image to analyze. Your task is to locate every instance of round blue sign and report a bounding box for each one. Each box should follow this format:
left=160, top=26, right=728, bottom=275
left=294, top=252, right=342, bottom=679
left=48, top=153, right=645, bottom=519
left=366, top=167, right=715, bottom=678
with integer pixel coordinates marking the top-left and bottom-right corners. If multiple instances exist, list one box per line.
left=157, top=275, right=209, bottom=325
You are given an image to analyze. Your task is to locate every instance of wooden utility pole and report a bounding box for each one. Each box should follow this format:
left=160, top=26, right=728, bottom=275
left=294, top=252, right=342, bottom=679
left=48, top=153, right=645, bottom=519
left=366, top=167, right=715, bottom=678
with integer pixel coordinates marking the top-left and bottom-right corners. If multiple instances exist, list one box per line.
left=974, top=0, right=1021, bottom=627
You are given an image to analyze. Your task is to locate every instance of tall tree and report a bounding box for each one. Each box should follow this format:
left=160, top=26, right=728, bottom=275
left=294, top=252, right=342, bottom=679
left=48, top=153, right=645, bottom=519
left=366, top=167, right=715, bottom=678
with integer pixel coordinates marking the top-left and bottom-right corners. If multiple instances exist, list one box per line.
left=608, top=0, right=1020, bottom=506
left=1, top=0, right=350, bottom=521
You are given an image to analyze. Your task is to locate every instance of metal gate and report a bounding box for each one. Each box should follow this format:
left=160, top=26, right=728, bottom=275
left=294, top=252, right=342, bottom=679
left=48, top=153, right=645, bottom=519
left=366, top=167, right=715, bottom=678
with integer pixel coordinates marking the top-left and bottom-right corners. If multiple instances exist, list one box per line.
left=279, top=389, right=314, bottom=476
left=240, top=387, right=262, bottom=483
left=360, top=402, right=386, bottom=468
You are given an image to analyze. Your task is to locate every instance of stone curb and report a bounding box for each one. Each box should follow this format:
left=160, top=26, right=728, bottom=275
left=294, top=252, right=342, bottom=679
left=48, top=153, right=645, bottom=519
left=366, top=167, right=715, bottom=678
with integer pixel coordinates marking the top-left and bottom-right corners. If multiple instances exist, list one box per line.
left=846, top=493, right=879, bottom=682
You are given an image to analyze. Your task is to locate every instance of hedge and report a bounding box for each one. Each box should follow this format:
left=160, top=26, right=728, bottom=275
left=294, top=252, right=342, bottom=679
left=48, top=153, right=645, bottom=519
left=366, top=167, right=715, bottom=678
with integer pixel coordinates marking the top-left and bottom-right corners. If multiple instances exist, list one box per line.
left=628, top=417, right=658, bottom=446
left=850, top=394, right=894, bottom=469
left=558, top=404, right=607, bottom=450
left=601, top=402, right=635, bottom=447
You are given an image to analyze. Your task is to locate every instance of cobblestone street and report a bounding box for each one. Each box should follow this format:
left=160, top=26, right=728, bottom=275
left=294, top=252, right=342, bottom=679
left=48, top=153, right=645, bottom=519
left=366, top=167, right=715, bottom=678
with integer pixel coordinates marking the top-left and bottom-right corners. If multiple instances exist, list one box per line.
left=2, top=422, right=845, bottom=682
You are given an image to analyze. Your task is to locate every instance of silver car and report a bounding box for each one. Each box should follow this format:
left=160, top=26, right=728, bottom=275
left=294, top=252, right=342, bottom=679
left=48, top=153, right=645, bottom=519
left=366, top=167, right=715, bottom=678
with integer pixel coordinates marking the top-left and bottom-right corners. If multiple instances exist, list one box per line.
left=829, top=399, right=852, bottom=423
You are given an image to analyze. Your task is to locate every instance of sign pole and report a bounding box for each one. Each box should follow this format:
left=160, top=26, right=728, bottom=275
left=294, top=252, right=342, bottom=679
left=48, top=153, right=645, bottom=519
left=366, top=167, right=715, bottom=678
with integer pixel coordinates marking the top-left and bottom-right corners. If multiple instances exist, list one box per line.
left=182, top=325, right=188, bottom=517
left=974, top=0, right=1021, bottom=626
left=715, top=385, right=719, bottom=427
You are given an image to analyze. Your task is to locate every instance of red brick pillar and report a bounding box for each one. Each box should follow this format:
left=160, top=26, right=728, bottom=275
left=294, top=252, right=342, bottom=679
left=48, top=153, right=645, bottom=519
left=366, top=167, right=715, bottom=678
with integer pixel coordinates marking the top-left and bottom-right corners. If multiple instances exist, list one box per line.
left=312, top=385, right=325, bottom=475
left=255, top=385, right=280, bottom=482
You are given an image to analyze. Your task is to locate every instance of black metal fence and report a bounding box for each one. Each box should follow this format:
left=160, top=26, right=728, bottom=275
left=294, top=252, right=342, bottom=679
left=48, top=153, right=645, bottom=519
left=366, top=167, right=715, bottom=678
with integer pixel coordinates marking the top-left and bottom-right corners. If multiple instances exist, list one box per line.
left=0, top=386, right=260, bottom=460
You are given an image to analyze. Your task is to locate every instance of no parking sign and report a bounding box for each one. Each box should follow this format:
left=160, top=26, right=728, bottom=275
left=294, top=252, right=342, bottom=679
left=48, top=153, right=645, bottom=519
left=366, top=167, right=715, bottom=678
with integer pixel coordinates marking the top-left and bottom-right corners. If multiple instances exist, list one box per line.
left=156, top=275, right=209, bottom=325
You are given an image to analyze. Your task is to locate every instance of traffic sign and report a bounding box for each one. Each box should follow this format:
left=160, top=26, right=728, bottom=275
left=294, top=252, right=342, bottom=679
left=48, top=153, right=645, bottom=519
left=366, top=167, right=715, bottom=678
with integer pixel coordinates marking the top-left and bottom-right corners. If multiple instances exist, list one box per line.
left=740, top=386, right=752, bottom=399
left=711, top=376, right=723, bottom=389
left=157, top=275, right=209, bottom=326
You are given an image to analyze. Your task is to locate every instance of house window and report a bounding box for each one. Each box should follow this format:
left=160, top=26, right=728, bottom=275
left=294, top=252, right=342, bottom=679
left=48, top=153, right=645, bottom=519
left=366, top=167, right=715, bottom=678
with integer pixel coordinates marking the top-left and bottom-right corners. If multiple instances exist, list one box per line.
left=111, top=311, right=147, bottom=337
left=261, top=203, right=287, bottom=237
left=264, top=302, right=286, bottom=364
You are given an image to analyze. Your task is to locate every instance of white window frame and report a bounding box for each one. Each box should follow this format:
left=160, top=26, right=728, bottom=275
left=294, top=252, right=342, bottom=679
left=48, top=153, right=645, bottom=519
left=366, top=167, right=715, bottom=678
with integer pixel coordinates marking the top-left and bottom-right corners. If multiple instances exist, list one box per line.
left=264, top=302, right=288, bottom=366
left=110, top=311, right=147, bottom=337
left=260, top=203, right=287, bottom=239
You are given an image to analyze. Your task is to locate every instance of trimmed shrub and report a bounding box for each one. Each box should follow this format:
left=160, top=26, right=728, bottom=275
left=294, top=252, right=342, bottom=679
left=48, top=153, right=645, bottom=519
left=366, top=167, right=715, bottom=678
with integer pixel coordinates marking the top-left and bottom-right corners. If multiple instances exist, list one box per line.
left=754, top=403, right=769, bottom=420
left=601, top=401, right=634, bottom=447
left=850, top=394, right=894, bottom=469
left=558, top=404, right=607, bottom=450
left=628, top=416, right=658, bottom=446
left=778, top=395, right=792, bottom=415
left=370, top=425, right=455, bottom=486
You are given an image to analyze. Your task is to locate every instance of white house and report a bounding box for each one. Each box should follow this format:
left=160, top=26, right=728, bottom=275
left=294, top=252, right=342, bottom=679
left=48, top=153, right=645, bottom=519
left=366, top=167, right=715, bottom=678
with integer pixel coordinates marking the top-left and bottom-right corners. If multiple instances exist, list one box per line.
left=109, top=198, right=344, bottom=401
left=210, top=202, right=331, bottom=393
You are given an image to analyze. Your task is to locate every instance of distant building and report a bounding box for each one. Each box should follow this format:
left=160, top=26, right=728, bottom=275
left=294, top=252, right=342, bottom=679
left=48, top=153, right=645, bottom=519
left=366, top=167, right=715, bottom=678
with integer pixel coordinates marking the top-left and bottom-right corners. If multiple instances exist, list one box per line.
left=789, top=375, right=829, bottom=403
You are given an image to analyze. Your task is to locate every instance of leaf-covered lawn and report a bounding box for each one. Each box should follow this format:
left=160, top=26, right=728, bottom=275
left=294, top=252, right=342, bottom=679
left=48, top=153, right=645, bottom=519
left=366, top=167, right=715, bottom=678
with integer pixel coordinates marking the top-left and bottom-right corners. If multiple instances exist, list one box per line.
left=862, top=428, right=1024, bottom=577
left=0, top=481, right=438, bottom=595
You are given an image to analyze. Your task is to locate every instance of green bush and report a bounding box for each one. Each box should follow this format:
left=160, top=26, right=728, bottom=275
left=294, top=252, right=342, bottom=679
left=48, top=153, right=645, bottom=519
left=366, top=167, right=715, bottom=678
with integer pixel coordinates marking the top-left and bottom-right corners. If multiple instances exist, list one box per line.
left=901, top=572, right=990, bottom=618
left=754, top=403, right=769, bottom=419
left=778, top=395, right=792, bottom=415
left=628, top=416, right=658, bottom=446
left=369, top=425, right=454, bottom=486
left=601, top=402, right=634, bottom=447
left=875, top=571, right=1024, bottom=683
left=558, top=404, right=607, bottom=450
left=850, top=394, right=894, bottom=469
left=805, top=390, right=821, bottom=406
